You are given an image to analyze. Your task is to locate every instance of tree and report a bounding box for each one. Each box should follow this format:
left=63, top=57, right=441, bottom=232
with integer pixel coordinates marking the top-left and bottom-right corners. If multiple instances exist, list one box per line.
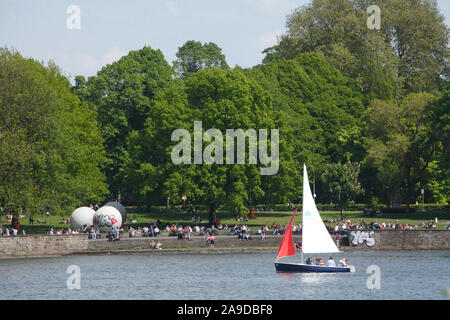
left=263, top=0, right=449, bottom=99
left=321, top=161, right=364, bottom=219
left=425, top=84, right=450, bottom=204
left=364, top=93, right=437, bottom=211
left=80, top=46, right=174, bottom=200
left=378, top=0, right=449, bottom=93
left=246, top=52, right=365, bottom=196
left=173, top=40, right=229, bottom=79
left=0, top=48, right=108, bottom=215
left=126, top=68, right=299, bottom=225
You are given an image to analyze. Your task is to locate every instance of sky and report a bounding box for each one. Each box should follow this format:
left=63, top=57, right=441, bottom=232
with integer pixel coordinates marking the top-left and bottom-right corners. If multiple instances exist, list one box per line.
left=1, top=0, right=449, bottom=81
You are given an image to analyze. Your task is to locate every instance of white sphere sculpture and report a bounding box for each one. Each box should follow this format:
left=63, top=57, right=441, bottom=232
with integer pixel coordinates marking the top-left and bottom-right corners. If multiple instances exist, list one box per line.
left=104, top=201, right=127, bottom=224
left=70, top=207, right=95, bottom=231
left=94, top=206, right=122, bottom=232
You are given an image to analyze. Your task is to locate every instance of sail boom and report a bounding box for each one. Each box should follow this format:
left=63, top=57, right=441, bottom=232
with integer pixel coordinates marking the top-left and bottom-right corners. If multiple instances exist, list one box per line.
left=302, top=250, right=341, bottom=254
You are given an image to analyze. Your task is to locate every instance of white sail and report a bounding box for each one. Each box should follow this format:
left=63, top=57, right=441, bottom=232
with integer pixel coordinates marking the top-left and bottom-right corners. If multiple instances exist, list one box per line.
left=302, top=164, right=340, bottom=254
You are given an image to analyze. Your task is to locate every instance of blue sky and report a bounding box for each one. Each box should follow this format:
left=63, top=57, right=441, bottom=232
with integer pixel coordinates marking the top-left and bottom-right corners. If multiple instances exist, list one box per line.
left=1, top=0, right=449, bottom=81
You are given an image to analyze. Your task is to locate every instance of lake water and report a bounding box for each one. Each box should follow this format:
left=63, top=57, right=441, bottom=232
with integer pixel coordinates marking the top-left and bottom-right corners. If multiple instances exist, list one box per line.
left=0, top=251, right=449, bottom=300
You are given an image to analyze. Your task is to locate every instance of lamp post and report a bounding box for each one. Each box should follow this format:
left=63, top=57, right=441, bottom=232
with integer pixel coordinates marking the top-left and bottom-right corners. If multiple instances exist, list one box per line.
left=312, top=149, right=315, bottom=198
left=421, top=189, right=424, bottom=212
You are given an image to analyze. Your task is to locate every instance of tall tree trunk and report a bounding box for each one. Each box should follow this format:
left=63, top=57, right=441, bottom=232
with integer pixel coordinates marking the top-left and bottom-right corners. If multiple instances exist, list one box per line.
left=405, top=177, right=413, bottom=217
left=145, top=192, right=152, bottom=211
left=209, top=204, right=217, bottom=227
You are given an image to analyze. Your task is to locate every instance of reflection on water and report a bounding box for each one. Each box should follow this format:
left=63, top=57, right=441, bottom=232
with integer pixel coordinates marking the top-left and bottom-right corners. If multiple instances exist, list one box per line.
left=298, top=273, right=332, bottom=285
left=276, top=272, right=334, bottom=285
left=0, top=251, right=449, bottom=300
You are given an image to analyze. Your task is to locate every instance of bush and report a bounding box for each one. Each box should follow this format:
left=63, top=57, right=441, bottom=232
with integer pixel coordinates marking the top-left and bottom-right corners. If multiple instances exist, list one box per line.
left=380, top=207, right=416, bottom=214
left=410, top=204, right=449, bottom=211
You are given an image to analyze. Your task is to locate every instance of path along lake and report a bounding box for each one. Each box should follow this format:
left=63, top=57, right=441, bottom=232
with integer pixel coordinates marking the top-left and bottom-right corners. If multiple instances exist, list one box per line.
left=0, top=251, right=449, bottom=300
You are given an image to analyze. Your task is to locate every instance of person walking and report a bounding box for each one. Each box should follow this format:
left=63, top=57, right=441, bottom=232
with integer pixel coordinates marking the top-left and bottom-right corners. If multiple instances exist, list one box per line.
left=210, top=233, right=215, bottom=248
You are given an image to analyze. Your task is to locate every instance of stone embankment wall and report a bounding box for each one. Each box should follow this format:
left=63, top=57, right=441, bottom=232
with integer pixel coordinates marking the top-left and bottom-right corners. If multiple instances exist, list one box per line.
left=0, top=230, right=449, bottom=258
left=345, top=230, right=450, bottom=250
left=0, top=234, right=89, bottom=258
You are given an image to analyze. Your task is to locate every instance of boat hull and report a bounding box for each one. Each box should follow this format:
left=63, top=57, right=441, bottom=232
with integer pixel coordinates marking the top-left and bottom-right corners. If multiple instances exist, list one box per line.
left=275, top=262, right=355, bottom=273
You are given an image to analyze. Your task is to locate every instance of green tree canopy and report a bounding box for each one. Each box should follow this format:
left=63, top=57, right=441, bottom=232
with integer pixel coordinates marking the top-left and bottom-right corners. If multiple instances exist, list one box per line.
left=126, top=67, right=299, bottom=225
left=0, top=48, right=108, bottom=215
left=173, top=40, right=229, bottom=79
left=364, top=92, right=438, bottom=210
left=246, top=53, right=365, bottom=183
left=79, top=46, right=174, bottom=199
left=321, top=161, right=364, bottom=219
left=425, top=84, right=450, bottom=204
left=263, top=0, right=449, bottom=100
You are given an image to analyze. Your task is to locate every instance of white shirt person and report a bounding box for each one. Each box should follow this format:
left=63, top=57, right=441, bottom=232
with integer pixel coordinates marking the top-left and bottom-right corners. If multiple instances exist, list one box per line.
left=326, top=257, right=336, bottom=267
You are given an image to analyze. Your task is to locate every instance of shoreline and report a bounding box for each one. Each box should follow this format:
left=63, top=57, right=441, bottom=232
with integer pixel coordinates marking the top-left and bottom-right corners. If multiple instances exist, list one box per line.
left=1, top=230, right=449, bottom=259
left=1, top=246, right=450, bottom=260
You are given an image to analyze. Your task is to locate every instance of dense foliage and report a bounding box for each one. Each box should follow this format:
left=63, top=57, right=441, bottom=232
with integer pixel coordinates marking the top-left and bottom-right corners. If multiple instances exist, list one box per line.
left=79, top=46, right=173, bottom=199
left=264, top=0, right=449, bottom=100
left=1, top=0, right=448, bottom=220
left=0, top=49, right=108, bottom=215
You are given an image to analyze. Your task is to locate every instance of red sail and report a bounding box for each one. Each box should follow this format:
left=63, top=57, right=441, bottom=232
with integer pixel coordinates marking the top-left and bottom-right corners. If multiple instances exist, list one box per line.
left=275, top=207, right=298, bottom=261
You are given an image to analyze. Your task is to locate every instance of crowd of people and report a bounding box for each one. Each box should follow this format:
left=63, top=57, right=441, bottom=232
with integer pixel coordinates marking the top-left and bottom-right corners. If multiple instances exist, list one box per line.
left=46, top=227, right=81, bottom=235
left=0, top=204, right=448, bottom=244
left=126, top=223, right=160, bottom=238
left=166, top=224, right=193, bottom=239
left=204, top=231, right=215, bottom=247
left=331, top=218, right=443, bottom=235
left=0, top=225, right=23, bottom=236
left=234, top=225, right=252, bottom=240
left=304, top=256, right=349, bottom=267
left=106, top=228, right=121, bottom=242
left=149, top=240, right=163, bottom=250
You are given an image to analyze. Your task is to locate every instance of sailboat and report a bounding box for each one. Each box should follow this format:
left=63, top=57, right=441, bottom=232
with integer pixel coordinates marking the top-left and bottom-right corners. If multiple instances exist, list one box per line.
left=274, top=164, right=355, bottom=273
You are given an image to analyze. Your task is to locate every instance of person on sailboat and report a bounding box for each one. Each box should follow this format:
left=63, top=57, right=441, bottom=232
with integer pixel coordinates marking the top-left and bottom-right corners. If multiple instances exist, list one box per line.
left=306, top=256, right=313, bottom=265
left=326, top=257, right=336, bottom=267
left=339, top=258, right=348, bottom=266
left=316, top=258, right=324, bottom=265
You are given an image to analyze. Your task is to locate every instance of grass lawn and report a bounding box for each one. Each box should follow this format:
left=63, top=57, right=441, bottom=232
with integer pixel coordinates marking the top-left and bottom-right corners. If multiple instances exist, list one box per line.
left=3, top=207, right=449, bottom=234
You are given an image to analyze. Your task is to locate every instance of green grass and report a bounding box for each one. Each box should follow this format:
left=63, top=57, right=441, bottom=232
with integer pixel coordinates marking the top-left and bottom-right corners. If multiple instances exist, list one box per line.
left=5, top=207, right=449, bottom=235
